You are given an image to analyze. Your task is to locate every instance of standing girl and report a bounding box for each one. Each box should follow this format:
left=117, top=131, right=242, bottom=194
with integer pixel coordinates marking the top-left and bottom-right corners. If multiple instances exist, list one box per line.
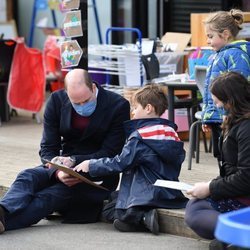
left=202, top=9, right=250, bottom=160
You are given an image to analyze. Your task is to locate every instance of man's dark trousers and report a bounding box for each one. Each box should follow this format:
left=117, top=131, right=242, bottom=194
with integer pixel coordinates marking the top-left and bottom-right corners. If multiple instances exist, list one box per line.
left=0, top=167, right=108, bottom=230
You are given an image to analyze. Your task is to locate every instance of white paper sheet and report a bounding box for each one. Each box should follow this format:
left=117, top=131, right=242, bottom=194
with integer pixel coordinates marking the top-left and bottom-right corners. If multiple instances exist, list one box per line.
left=154, top=180, right=193, bottom=191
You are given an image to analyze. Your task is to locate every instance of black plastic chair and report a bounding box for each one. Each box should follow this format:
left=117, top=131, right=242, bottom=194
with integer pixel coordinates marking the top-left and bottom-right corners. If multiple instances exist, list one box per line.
left=187, top=65, right=212, bottom=170
left=141, top=53, right=160, bottom=81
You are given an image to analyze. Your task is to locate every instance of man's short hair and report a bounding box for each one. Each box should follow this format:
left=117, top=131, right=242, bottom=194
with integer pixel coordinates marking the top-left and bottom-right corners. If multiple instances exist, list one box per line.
left=132, top=84, right=168, bottom=116
left=82, top=70, right=93, bottom=90
left=65, top=69, right=93, bottom=91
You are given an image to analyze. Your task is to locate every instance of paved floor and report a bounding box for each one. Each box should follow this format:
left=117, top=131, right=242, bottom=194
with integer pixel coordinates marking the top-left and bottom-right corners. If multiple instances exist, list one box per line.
left=0, top=220, right=209, bottom=250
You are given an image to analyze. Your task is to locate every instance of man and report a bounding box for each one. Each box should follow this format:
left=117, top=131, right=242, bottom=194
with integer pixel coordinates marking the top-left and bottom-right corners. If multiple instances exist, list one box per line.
left=0, top=69, right=130, bottom=233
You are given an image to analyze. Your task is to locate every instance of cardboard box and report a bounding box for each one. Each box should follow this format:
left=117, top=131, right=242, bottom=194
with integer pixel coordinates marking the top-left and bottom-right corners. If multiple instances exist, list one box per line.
left=161, top=32, right=191, bottom=52
left=191, top=12, right=250, bottom=46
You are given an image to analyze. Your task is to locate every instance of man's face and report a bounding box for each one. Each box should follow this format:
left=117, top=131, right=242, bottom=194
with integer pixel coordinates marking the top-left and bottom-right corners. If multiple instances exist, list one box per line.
left=67, top=83, right=96, bottom=106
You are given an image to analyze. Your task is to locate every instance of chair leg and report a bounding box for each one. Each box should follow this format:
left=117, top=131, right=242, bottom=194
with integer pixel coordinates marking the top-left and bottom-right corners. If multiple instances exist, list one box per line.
left=195, top=122, right=200, bottom=163
left=187, top=107, right=195, bottom=158
left=187, top=120, right=201, bottom=170
left=187, top=108, right=192, bottom=128
left=32, top=113, right=41, bottom=124
left=10, top=109, right=18, bottom=117
left=202, top=131, right=208, bottom=153
left=209, top=136, right=213, bottom=153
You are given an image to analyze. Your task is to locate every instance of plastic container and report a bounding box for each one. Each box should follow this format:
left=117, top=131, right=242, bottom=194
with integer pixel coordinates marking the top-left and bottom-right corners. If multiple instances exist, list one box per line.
left=215, top=207, right=250, bottom=249
left=155, top=52, right=187, bottom=76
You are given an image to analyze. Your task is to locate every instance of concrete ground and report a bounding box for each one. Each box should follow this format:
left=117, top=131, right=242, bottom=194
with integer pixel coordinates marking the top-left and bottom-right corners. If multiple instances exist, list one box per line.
left=0, top=220, right=209, bottom=250
left=0, top=109, right=217, bottom=249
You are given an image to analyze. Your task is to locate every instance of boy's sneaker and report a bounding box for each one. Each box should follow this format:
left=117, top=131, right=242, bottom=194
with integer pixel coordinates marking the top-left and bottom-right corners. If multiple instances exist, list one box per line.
left=0, top=206, right=5, bottom=234
left=113, top=219, right=138, bottom=232
left=143, top=209, right=159, bottom=235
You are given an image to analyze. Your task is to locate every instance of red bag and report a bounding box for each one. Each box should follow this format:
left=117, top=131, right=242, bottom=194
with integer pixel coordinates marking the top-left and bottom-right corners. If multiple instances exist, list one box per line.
left=43, top=36, right=66, bottom=92
left=43, top=35, right=61, bottom=75
left=7, top=38, right=45, bottom=113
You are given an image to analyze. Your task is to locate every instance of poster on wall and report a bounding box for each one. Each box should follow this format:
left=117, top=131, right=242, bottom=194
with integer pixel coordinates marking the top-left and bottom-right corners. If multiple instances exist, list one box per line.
left=63, top=10, right=83, bottom=38
left=60, top=40, right=83, bottom=68
left=61, top=0, right=80, bottom=11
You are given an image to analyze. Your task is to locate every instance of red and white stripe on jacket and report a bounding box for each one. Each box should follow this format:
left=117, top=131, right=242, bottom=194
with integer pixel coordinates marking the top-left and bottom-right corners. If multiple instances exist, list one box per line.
left=138, top=124, right=180, bottom=141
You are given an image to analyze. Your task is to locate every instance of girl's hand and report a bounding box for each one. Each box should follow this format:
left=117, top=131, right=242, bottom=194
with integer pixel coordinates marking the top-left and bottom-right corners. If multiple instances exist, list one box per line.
left=202, top=124, right=211, bottom=133
left=74, top=160, right=90, bottom=173
left=186, top=181, right=211, bottom=199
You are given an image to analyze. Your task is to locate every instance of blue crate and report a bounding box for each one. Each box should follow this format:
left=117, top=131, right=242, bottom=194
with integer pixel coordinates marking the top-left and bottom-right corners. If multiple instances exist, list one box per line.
left=215, top=207, right=250, bottom=249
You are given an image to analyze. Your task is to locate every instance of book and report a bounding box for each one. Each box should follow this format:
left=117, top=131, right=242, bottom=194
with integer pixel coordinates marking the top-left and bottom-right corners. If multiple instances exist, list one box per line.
left=154, top=180, right=193, bottom=191
left=43, top=159, right=108, bottom=191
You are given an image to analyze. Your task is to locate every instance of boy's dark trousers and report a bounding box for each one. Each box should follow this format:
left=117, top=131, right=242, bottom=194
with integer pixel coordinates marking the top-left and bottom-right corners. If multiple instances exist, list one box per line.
left=102, top=191, right=147, bottom=226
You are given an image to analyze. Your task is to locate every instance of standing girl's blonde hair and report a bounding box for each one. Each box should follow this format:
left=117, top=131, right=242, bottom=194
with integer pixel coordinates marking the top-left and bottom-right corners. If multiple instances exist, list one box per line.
left=204, top=9, right=243, bottom=40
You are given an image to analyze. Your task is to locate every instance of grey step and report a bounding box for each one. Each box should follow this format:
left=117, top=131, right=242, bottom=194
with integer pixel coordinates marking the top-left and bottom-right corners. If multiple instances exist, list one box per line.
left=157, top=208, right=201, bottom=239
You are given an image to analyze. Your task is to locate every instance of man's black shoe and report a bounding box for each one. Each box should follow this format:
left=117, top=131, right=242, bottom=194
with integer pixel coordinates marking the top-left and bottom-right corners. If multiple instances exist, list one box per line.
left=0, top=206, right=5, bottom=234
left=143, top=209, right=159, bottom=235
left=113, top=219, right=138, bottom=232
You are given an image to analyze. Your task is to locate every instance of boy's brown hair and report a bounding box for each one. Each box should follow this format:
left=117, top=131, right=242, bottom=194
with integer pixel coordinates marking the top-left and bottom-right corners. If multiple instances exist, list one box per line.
left=132, top=84, right=168, bottom=116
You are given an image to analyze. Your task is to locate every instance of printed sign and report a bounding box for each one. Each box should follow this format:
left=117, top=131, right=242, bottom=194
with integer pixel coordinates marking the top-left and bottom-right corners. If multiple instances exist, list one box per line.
left=60, top=40, right=83, bottom=68
left=63, top=10, right=83, bottom=38
left=61, top=0, right=80, bottom=11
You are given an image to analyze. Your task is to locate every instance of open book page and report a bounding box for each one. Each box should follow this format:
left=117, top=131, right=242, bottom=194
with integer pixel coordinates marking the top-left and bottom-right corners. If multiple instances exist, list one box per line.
left=154, top=180, right=193, bottom=191
left=43, top=159, right=108, bottom=191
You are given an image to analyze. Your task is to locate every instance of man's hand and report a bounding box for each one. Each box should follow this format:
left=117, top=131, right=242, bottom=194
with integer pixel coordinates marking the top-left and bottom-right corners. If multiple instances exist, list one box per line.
left=46, top=156, right=75, bottom=168
left=186, top=181, right=211, bottom=199
left=56, top=170, right=82, bottom=187
left=74, top=160, right=90, bottom=173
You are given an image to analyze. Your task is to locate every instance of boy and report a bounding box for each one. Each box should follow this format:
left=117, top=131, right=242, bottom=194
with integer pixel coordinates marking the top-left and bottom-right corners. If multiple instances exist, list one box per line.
left=74, top=84, right=188, bottom=235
